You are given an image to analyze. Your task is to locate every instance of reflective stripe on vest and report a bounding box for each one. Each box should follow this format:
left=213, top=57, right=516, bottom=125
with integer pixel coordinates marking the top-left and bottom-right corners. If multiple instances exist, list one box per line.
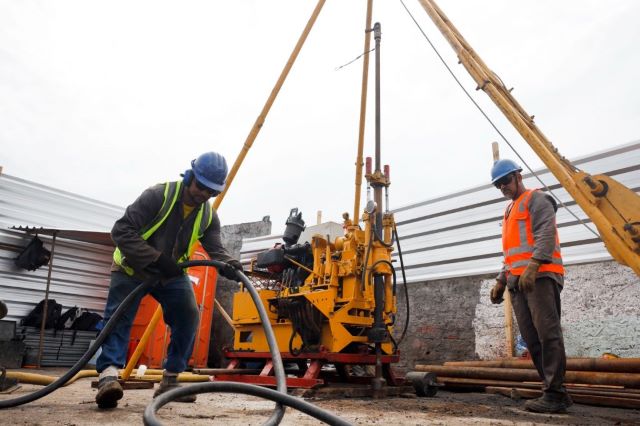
left=113, top=181, right=213, bottom=275
left=179, top=201, right=213, bottom=264
left=502, top=189, right=564, bottom=276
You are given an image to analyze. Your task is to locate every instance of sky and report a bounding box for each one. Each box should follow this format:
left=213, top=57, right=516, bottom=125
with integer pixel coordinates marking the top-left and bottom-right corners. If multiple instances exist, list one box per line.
left=1, top=0, right=639, bottom=230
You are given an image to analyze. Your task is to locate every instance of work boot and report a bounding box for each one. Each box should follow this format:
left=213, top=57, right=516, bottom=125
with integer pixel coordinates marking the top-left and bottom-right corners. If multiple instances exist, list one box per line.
left=95, top=376, right=123, bottom=409
left=524, top=395, right=568, bottom=414
left=153, top=372, right=196, bottom=403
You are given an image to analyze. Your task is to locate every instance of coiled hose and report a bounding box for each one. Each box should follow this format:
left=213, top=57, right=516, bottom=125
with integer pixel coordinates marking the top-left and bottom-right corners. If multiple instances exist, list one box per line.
left=144, top=259, right=350, bottom=426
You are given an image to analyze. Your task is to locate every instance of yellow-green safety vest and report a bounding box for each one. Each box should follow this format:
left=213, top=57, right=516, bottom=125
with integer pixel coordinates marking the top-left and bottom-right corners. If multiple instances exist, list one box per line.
left=113, top=181, right=213, bottom=276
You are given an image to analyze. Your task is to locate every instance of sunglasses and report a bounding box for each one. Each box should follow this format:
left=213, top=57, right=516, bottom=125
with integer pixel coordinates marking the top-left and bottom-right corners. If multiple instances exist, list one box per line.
left=194, top=179, right=221, bottom=196
left=494, top=173, right=514, bottom=189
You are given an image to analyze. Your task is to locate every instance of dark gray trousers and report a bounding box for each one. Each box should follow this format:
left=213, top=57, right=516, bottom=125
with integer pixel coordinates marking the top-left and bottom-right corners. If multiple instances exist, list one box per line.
left=510, top=277, right=567, bottom=400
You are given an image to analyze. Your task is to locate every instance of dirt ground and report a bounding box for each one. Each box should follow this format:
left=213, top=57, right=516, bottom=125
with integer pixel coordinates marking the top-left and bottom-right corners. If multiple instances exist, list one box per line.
left=1, top=369, right=639, bottom=425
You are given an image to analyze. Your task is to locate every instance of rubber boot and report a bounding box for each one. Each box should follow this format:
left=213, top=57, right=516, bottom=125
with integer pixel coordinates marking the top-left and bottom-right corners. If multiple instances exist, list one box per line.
left=153, top=372, right=196, bottom=403
left=95, top=376, right=123, bottom=409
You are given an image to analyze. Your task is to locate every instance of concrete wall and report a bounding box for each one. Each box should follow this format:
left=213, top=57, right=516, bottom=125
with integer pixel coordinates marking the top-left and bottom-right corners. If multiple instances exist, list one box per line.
left=395, top=260, right=640, bottom=372
left=208, top=217, right=271, bottom=367
left=394, top=273, right=489, bottom=372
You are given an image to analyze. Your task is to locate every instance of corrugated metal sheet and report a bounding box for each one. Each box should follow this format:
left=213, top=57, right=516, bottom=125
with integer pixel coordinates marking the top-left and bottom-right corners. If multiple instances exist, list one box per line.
left=240, top=141, right=640, bottom=283
left=240, top=234, right=284, bottom=265
left=17, top=326, right=99, bottom=367
left=0, top=173, right=124, bottom=324
left=393, top=140, right=640, bottom=282
left=11, top=226, right=115, bottom=246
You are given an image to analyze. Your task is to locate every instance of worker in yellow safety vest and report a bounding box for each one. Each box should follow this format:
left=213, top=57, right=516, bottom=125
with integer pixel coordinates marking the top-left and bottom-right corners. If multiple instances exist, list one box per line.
left=489, top=159, right=572, bottom=414
left=95, top=152, right=243, bottom=409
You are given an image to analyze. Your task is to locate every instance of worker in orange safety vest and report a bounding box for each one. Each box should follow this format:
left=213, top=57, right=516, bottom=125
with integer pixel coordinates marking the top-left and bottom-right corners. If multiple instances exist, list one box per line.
left=489, top=159, right=571, bottom=414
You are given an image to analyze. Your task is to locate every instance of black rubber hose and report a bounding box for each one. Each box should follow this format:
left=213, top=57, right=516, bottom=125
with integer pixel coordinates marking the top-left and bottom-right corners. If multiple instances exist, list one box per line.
left=0, top=276, right=157, bottom=409
left=177, top=260, right=286, bottom=426
left=368, top=259, right=397, bottom=297
left=144, top=262, right=353, bottom=426
left=392, top=226, right=410, bottom=347
left=367, top=259, right=398, bottom=352
left=372, top=226, right=395, bottom=248
left=144, top=382, right=351, bottom=426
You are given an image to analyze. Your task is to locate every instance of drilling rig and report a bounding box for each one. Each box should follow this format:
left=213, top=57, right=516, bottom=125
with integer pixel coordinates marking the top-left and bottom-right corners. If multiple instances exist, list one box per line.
left=219, top=23, right=404, bottom=392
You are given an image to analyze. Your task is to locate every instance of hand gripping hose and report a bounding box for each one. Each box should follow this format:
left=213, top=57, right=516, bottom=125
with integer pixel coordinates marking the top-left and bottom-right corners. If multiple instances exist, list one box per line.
left=143, top=259, right=351, bottom=426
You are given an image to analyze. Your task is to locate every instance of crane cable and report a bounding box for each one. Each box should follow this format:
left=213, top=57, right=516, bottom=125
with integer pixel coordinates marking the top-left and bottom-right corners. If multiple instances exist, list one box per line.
left=398, top=0, right=600, bottom=239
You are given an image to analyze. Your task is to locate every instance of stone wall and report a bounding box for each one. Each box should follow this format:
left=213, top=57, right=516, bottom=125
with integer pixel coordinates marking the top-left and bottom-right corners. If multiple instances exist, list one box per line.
left=394, top=274, right=490, bottom=372
left=208, top=217, right=271, bottom=367
left=396, top=260, right=640, bottom=372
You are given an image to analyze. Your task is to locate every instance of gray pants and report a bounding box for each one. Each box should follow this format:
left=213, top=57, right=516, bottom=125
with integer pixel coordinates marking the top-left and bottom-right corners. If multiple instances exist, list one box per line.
left=510, top=277, right=567, bottom=400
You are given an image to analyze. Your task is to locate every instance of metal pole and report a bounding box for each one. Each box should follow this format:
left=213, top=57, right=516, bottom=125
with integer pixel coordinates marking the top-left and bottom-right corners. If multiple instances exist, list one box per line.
left=37, top=231, right=57, bottom=368
left=370, top=22, right=387, bottom=398
left=213, top=0, right=327, bottom=211
left=352, top=0, right=373, bottom=224
left=372, top=22, right=384, bottom=333
left=444, top=357, right=640, bottom=373
left=415, top=364, right=640, bottom=387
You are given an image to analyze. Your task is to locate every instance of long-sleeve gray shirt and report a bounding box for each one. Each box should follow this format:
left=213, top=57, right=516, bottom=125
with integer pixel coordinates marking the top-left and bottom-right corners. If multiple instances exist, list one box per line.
left=497, top=190, right=564, bottom=287
left=111, top=182, right=233, bottom=277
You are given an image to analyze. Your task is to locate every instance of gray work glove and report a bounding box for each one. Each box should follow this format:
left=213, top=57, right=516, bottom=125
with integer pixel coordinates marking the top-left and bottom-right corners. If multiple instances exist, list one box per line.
left=219, top=259, right=244, bottom=280
left=490, top=280, right=506, bottom=304
left=518, top=259, right=541, bottom=293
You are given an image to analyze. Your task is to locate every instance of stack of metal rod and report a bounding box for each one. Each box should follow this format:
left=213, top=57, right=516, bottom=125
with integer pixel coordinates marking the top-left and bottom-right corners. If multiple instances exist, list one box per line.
left=413, top=358, right=640, bottom=409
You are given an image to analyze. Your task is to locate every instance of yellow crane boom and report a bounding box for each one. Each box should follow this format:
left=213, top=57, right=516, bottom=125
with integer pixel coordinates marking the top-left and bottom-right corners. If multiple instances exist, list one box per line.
left=417, top=0, right=640, bottom=276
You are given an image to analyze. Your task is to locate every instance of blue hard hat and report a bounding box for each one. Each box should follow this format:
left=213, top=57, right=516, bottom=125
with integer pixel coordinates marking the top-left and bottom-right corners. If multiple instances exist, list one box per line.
left=191, top=152, right=228, bottom=192
left=490, top=159, right=522, bottom=184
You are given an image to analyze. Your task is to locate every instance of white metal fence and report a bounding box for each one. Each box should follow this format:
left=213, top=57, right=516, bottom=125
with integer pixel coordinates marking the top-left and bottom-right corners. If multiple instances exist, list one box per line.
left=0, top=173, right=123, bottom=323
left=240, top=141, right=640, bottom=283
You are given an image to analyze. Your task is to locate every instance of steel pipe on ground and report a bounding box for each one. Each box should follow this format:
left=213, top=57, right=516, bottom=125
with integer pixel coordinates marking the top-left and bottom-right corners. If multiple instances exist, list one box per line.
left=415, top=365, right=640, bottom=388
left=443, top=358, right=640, bottom=373
left=436, top=377, right=640, bottom=397
left=437, top=376, right=640, bottom=395
left=4, top=368, right=182, bottom=386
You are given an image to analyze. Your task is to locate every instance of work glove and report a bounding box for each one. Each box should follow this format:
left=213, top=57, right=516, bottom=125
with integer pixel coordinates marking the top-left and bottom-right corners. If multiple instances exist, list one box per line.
left=518, top=259, right=541, bottom=293
left=219, top=259, right=244, bottom=281
left=490, top=280, right=506, bottom=304
left=153, top=253, right=183, bottom=279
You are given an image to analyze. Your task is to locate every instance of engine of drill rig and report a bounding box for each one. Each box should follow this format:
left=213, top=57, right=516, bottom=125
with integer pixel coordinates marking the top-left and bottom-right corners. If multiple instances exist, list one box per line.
left=231, top=180, right=397, bottom=357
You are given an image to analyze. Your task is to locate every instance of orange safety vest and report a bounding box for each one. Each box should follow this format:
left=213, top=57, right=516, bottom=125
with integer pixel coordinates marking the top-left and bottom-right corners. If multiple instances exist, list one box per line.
left=502, top=189, right=564, bottom=276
